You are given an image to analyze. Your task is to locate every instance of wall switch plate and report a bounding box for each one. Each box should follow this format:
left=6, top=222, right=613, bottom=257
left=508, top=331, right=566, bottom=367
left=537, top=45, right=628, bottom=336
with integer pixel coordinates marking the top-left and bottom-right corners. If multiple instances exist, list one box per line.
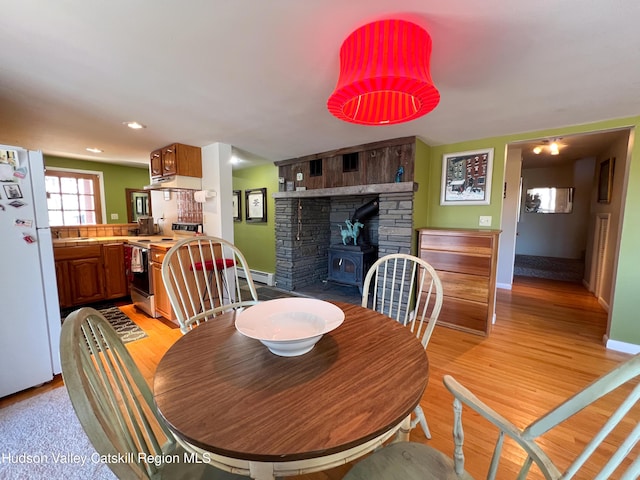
left=110, top=213, right=119, bottom=220
left=296, top=172, right=303, bottom=181
left=479, top=215, right=492, bottom=227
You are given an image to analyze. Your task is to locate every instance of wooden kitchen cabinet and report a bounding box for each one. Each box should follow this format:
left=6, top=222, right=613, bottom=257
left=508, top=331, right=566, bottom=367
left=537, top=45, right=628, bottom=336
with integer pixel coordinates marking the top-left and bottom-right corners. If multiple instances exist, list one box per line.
left=149, top=143, right=202, bottom=179
left=55, top=245, right=105, bottom=307
left=68, top=257, right=105, bottom=305
left=54, top=242, right=128, bottom=308
left=55, top=260, right=72, bottom=308
left=150, top=246, right=176, bottom=322
left=418, top=228, right=500, bottom=336
left=150, top=148, right=163, bottom=177
left=103, top=243, right=128, bottom=300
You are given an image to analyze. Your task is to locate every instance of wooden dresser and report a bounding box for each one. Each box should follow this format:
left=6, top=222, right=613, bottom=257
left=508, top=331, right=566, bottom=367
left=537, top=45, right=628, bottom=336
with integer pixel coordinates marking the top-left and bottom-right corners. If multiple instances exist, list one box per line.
left=417, top=228, right=501, bottom=336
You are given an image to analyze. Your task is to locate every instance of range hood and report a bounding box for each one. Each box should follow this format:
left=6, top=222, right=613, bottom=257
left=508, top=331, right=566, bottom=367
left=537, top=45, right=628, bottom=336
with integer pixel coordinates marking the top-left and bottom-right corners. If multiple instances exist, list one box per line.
left=144, top=175, right=202, bottom=191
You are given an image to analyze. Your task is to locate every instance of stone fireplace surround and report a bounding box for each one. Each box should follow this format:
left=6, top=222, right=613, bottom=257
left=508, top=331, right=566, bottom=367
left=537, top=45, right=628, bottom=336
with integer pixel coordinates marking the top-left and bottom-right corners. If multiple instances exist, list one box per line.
left=273, top=182, right=417, bottom=291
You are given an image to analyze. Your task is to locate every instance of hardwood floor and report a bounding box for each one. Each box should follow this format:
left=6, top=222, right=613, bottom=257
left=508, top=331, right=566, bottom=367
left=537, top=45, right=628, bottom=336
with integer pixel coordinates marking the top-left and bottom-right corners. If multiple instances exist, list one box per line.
left=2, top=277, right=636, bottom=479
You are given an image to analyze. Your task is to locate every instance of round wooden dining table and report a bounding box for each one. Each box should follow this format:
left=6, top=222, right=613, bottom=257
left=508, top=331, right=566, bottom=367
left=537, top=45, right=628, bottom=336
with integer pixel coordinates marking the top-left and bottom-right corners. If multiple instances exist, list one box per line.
left=153, top=301, right=429, bottom=480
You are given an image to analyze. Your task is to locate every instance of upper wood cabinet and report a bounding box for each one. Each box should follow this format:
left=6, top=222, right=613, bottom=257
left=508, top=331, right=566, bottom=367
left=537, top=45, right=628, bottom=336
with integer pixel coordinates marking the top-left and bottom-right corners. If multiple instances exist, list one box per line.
left=150, top=143, right=202, bottom=179
left=274, top=136, right=415, bottom=190
left=150, top=149, right=163, bottom=177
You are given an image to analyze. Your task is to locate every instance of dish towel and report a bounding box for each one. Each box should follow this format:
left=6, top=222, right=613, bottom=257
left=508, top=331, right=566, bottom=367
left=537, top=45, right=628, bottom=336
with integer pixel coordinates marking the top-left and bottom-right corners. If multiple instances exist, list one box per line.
left=131, top=246, right=144, bottom=273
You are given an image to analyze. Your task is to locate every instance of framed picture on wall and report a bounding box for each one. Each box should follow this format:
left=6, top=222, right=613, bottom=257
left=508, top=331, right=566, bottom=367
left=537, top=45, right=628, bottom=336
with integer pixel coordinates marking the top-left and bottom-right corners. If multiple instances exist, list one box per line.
left=245, top=188, right=267, bottom=223
left=597, top=157, right=615, bottom=204
left=440, top=148, right=494, bottom=205
left=232, top=190, right=242, bottom=222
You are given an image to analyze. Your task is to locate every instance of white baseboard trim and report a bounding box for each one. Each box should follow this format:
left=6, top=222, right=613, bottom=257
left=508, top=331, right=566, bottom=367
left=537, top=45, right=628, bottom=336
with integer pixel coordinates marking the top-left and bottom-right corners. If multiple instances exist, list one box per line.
left=237, top=269, right=275, bottom=286
left=598, top=297, right=610, bottom=312
left=605, top=338, right=640, bottom=355
left=496, top=282, right=512, bottom=290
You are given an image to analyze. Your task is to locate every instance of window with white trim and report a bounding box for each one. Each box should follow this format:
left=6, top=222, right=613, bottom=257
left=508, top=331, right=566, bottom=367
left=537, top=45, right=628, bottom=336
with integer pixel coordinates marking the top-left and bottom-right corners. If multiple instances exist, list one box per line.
left=45, top=170, right=103, bottom=225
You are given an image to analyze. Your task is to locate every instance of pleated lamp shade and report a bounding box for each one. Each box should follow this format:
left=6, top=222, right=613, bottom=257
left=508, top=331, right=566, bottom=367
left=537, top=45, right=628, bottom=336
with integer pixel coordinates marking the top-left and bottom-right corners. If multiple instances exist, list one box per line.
left=327, top=19, right=440, bottom=125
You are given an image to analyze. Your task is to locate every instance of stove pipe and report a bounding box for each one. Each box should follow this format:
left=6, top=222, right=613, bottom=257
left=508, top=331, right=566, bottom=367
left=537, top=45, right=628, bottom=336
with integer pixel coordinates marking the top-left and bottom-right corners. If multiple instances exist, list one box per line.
left=351, top=199, right=379, bottom=247
left=351, top=199, right=379, bottom=224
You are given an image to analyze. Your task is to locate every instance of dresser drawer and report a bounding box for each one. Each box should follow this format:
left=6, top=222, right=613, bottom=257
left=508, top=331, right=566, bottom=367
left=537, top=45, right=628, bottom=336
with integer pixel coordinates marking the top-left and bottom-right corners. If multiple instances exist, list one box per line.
left=438, top=271, right=489, bottom=304
left=438, top=297, right=489, bottom=335
left=419, top=250, right=492, bottom=276
left=419, top=231, right=494, bottom=255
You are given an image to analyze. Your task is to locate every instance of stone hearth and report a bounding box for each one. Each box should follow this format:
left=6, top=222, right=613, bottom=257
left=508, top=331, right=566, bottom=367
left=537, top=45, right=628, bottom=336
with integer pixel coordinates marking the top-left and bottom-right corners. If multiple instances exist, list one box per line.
left=273, top=183, right=416, bottom=292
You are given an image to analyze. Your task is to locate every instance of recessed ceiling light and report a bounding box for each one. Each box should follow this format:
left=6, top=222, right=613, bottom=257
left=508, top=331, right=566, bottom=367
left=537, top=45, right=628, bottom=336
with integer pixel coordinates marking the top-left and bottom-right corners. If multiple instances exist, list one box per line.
left=123, top=121, right=146, bottom=130
left=533, top=146, right=542, bottom=154
left=86, top=147, right=103, bottom=153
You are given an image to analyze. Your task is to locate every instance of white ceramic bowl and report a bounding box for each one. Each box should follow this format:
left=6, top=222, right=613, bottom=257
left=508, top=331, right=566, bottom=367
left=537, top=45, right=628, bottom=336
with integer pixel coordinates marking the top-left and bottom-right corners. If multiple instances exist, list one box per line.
left=235, top=298, right=345, bottom=356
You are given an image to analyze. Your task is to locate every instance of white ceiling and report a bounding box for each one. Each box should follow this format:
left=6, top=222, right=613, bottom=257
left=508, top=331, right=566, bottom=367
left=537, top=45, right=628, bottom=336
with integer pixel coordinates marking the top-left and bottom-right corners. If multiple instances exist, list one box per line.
left=1, top=1, right=639, bottom=170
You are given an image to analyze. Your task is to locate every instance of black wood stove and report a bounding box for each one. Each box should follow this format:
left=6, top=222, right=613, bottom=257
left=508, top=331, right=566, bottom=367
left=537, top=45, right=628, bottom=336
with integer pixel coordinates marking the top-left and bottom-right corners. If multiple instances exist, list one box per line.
left=327, top=199, right=379, bottom=292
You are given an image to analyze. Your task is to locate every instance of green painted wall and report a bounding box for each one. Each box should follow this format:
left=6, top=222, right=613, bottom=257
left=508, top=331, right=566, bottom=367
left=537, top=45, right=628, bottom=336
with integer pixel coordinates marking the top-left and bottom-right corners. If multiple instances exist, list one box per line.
left=232, top=163, right=278, bottom=273
left=608, top=121, right=640, bottom=345
left=44, top=155, right=149, bottom=224
left=421, top=140, right=506, bottom=229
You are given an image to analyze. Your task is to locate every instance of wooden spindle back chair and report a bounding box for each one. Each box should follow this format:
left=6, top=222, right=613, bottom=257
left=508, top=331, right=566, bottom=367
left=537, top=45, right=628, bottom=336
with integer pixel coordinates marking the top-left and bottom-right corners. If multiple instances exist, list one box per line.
left=361, top=253, right=443, bottom=439
left=60, top=307, right=245, bottom=479
left=161, top=236, right=259, bottom=334
left=344, top=353, right=640, bottom=479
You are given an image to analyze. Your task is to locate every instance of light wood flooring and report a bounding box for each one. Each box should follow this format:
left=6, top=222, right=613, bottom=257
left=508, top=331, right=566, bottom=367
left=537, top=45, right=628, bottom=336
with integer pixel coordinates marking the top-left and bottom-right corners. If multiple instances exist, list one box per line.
left=2, top=277, right=636, bottom=479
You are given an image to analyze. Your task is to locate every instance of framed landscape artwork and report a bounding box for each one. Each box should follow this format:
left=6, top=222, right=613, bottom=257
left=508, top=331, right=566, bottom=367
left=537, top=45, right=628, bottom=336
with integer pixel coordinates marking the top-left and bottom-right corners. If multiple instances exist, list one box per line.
left=440, top=148, right=494, bottom=206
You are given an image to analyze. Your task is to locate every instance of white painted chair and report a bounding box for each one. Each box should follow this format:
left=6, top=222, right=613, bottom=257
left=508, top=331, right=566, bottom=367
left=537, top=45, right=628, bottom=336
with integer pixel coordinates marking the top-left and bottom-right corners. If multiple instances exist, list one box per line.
left=60, top=307, right=246, bottom=480
left=162, top=236, right=260, bottom=334
left=343, top=354, right=640, bottom=480
left=361, top=253, right=443, bottom=439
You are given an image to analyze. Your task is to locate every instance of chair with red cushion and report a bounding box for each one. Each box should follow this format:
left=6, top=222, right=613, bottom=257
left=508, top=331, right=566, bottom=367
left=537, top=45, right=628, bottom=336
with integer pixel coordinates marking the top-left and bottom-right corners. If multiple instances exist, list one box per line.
left=162, top=236, right=259, bottom=333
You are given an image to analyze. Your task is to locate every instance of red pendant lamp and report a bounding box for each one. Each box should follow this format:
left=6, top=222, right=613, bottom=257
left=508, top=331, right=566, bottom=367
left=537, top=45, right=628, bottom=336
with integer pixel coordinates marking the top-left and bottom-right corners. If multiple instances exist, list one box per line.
left=327, top=19, right=440, bottom=125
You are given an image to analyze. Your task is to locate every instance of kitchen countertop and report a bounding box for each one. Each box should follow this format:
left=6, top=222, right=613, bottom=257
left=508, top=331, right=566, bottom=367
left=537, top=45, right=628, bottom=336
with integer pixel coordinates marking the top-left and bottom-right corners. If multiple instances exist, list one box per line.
left=52, top=235, right=178, bottom=248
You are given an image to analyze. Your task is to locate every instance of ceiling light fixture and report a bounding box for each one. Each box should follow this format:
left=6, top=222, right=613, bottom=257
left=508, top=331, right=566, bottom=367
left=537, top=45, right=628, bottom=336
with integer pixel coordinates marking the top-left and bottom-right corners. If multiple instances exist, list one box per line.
left=532, top=138, right=562, bottom=155
left=123, top=121, right=146, bottom=130
left=86, top=147, right=103, bottom=153
left=327, top=19, right=440, bottom=126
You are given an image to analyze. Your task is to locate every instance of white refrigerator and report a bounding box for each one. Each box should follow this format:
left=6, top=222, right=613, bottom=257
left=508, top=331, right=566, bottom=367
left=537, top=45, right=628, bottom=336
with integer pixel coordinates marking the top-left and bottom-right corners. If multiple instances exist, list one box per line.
left=0, top=145, right=61, bottom=398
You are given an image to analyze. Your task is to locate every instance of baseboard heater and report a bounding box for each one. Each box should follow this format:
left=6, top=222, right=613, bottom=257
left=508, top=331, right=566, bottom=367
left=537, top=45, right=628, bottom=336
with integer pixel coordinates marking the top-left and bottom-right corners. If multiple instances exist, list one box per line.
left=238, top=268, right=275, bottom=286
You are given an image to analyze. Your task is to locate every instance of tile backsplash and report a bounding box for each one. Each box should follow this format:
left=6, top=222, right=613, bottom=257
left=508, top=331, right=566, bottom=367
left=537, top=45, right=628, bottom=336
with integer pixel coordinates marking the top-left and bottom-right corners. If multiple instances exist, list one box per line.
left=176, top=190, right=203, bottom=223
